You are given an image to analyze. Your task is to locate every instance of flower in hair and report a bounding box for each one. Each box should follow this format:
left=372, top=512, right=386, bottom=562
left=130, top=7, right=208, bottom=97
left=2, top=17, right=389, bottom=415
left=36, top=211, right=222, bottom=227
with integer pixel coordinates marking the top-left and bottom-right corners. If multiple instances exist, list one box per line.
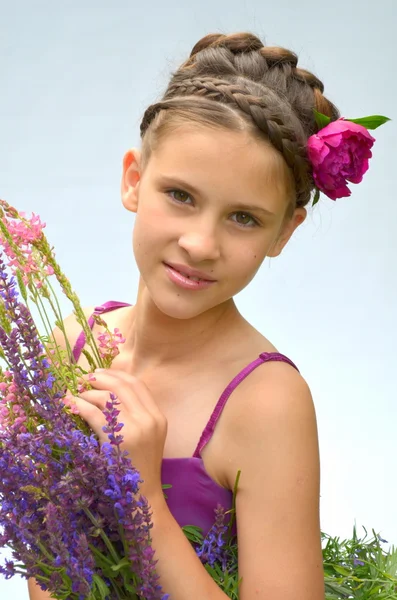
left=308, top=113, right=390, bottom=203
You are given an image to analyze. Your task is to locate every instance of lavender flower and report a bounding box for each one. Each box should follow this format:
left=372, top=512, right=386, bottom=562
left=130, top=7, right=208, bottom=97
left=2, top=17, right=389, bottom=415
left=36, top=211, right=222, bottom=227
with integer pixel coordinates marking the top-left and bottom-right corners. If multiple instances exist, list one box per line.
left=0, top=256, right=168, bottom=599
left=196, top=505, right=230, bottom=569
left=101, top=394, right=169, bottom=599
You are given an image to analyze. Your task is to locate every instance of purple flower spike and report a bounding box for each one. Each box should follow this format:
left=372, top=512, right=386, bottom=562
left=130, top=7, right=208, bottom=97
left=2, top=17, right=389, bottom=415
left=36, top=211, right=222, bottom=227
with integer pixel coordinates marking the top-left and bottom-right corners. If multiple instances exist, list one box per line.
left=196, top=505, right=229, bottom=569
left=0, top=260, right=168, bottom=599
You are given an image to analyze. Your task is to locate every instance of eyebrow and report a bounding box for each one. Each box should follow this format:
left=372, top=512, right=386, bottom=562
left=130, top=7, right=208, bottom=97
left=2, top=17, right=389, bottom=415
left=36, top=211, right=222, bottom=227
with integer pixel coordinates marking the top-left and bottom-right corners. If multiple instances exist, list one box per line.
left=232, top=203, right=276, bottom=217
left=158, top=175, right=276, bottom=217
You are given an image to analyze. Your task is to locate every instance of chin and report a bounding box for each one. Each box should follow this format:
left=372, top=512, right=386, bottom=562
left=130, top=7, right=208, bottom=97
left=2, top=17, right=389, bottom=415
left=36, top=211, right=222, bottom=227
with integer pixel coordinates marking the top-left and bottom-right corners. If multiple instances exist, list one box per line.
left=152, top=296, right=209, bottom=320
left=141, top=268, right=232, bottom=320
left=146, top=283, right=222, bottom=320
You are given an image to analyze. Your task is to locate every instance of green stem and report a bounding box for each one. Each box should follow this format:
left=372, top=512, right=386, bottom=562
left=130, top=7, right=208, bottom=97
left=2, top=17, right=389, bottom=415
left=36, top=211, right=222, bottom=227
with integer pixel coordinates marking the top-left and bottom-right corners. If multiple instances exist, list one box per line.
left=108, top=578, right=124, bottom=600
left=46, top=278, right=78, bottom=367
left=0, top=351, right=13, bottom=372
left=82, top=506, right=121, bottom=564
left=227, top=469, right=241, bottom=538
left=28, top=284, right=78, bottom=392
left=36, top=541, right=56, bottom=563
left=33, top=572, right=51, bottom=584
left=34, top=234, right=104, bottom=366
left=0, top=202, right=103, bottom=368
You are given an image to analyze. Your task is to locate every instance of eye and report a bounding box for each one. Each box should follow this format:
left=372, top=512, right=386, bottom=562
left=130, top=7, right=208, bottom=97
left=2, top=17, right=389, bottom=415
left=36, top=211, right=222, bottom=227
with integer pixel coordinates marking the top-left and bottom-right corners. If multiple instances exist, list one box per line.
left=166, top=190, right=259, bottom=228
left=167, top=189, right=192, bottom=204
left=231, top=212, right=260, bottom=228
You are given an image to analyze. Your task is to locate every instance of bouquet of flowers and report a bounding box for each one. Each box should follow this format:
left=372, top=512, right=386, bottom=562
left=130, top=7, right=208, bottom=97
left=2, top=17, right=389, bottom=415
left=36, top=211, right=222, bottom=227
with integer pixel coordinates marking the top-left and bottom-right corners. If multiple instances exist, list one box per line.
left=0, top=199, right=396, bottom=600
left=0, top=199, right=172, bottom=599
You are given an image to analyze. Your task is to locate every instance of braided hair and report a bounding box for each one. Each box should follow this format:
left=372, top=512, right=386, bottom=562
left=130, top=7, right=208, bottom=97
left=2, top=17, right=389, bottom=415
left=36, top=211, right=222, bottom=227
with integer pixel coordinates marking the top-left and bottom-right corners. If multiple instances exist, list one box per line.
left=140, top=32, right=340, bottom=210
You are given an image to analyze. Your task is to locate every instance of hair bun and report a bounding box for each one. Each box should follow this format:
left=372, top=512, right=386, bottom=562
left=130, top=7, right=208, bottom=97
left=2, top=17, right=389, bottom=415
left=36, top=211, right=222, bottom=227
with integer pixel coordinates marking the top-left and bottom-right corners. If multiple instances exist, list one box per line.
left=293, top=67, right=324, bottom=93
left=259, top=47, right=298, bottom=68
left=190, top=32, right=264, bottom=58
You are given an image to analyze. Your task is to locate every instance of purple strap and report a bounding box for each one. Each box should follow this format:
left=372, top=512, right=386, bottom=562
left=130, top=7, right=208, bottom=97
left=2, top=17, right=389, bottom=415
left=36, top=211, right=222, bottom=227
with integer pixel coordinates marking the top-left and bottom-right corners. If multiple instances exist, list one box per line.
left=72, top=300, right=132, bottom=363
left=192, top=352, right=299, bottom=458
left=72, top=301, right=299, bottom=460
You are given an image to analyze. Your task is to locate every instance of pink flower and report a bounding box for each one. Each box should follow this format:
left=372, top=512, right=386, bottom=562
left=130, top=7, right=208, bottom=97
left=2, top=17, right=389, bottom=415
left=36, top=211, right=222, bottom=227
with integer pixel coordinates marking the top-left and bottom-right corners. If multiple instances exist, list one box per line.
left=307, top=119, right=375, bottom=200
left=0, top=208, right=51, bottom=287
left=97, top=328, right=126, bottom=363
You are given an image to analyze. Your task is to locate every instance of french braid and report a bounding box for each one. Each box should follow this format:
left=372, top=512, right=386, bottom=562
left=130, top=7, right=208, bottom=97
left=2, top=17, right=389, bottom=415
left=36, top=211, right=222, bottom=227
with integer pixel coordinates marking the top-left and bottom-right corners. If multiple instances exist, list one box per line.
left=140, top=33, right=340, bottom=208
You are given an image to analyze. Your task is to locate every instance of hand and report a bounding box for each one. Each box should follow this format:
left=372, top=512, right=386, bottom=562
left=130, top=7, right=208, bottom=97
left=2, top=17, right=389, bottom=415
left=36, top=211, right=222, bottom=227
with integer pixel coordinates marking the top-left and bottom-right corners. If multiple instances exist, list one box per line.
left=70, top=369, right=168, bottom=501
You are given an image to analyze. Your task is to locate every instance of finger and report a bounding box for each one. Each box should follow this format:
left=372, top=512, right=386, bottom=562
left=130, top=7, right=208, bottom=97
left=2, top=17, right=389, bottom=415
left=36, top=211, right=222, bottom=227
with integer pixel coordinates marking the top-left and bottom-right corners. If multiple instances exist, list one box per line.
left=87, top=371, right=146, bottom=412
left=94, top=369, right=162, bottom=419
left=70, top=396, right=106, bottom=435
left=78, top=389, right=111, bottom=410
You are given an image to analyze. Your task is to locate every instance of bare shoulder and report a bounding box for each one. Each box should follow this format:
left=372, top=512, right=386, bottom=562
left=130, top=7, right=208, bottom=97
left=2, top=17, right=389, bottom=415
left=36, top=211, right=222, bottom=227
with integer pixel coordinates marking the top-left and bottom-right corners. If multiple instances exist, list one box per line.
left=230, top=358, right=313, bottom=426
left=223, top=360, right=317, bottom=480
left=223, top=361, right=325, bottom=599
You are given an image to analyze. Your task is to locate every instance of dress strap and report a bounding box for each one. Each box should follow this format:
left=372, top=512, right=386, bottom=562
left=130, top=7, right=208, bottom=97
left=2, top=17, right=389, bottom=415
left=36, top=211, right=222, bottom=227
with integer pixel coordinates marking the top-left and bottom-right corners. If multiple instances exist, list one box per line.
left=72, top=301, right=132, bottom=363
left=192, top=352, right=299, bottom=458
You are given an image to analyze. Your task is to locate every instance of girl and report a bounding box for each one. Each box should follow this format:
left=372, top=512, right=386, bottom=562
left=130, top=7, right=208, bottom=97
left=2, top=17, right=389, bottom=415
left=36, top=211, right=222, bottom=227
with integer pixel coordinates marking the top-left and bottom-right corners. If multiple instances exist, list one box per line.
left=29, top=32, right=344, bottom=600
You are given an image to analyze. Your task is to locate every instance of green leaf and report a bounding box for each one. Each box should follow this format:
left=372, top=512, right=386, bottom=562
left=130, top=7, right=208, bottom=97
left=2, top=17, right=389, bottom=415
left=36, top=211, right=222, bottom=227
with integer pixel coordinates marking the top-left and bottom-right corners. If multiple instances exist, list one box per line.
left=345, top=115, right=390, bottom=130
left=110, top=557, right=131, bottom=572
left=88, top=544, right=114, bottom=570
left=162, top=483, right=172, bottom=499
left=313, top=110, right=331, bottom=130
left=333, top=565, right=351, bottom=576
left=312, top=189, right=320, bottom=206
left=123, top=581, right=138, bottom=593
left=92, top=574, right=111, bottom=600
left=182, top=524, right=204, bottom=543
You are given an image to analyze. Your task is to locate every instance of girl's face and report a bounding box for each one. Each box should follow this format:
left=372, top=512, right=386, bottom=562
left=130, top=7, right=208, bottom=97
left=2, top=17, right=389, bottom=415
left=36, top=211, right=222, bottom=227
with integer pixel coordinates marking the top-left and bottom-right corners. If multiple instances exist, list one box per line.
left=121, top=125, right=306, bottom=320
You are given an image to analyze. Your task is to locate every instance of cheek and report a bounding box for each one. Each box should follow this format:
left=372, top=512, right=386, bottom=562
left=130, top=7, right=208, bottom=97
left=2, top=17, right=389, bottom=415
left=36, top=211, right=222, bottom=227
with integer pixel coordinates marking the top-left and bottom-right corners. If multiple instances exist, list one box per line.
left=132, top=214, right=152, bottom=264
left=132, top=203, right=175, bottom=268
left=241, top=244, right=265, bottom=269
left=133, top=206, right=162, bottom=247
left=229, top=245, right=265, bottom=286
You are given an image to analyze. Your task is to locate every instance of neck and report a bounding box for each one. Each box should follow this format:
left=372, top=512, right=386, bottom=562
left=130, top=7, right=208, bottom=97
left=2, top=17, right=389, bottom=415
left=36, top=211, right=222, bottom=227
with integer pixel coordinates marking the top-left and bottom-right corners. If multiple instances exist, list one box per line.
left=120, top=277, right=242, bottom=374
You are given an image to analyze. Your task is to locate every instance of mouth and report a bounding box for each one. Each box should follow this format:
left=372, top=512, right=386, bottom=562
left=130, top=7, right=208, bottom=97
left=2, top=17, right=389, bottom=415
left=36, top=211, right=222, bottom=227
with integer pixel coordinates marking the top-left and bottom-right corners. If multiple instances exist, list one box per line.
left=163, top=263, right=217, bottom=290
left=163, top=262, right=217, bottom=283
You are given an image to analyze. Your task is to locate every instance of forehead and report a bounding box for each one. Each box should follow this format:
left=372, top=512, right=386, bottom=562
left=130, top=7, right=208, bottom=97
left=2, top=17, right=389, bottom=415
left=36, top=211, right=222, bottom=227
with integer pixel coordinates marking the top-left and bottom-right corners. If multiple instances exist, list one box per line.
left=143, top=125, right=293, bottom=212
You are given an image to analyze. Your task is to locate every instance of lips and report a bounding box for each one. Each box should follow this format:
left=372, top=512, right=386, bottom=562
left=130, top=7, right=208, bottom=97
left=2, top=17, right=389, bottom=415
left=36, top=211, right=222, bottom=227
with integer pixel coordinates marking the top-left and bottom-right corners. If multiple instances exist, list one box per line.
left=164, top=262, right=216, bottom=282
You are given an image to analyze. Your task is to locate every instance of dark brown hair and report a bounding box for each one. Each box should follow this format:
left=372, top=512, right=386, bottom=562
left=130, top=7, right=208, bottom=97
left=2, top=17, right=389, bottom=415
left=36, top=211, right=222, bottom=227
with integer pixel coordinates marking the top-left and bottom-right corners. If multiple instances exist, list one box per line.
left=140, top=32, right=340, bottom=210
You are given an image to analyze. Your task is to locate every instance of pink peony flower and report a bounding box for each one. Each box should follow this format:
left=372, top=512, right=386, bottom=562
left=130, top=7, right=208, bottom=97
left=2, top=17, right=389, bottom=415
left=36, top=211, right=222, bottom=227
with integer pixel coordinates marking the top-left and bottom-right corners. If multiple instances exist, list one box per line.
left=307, top=119, right=376, bottom=200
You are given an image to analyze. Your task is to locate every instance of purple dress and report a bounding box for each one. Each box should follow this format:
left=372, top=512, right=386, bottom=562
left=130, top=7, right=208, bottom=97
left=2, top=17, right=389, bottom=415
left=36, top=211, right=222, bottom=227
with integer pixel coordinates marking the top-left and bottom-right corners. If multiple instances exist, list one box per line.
left=72, top=301, right=299, bottom=537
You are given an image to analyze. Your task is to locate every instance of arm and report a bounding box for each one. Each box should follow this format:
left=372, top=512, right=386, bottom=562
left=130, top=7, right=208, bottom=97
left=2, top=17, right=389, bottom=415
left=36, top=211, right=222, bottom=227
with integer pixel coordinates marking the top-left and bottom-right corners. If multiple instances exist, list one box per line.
left=27, top=579, right=54, bottom=600
left=229, top=362, right=325, bottom=599
left=137, top=363, right=325, bottom=600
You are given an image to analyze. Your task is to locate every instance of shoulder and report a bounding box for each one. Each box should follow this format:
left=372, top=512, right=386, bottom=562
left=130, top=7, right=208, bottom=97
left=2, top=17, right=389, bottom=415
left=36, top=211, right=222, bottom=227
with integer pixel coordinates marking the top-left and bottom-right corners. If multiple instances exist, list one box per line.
left=224, top=360, right=318, bottom=485
left=222, top=361, right=324, bottom=598
left=226, top=358, right=314, bottom=442
left=226, top=359, right=319, bottom=485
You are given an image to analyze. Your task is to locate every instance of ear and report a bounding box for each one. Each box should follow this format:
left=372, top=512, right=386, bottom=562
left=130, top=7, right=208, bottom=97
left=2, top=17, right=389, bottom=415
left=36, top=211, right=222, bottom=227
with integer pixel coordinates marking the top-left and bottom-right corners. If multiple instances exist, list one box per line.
left=267, top=208, right=307, bottom=258
left=121, top=148, right=142, bottom=213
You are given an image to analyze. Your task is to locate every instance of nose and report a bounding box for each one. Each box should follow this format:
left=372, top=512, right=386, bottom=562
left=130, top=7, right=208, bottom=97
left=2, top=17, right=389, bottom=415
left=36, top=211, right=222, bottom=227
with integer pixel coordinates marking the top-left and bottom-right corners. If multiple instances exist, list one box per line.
left=177, top=223, right=221, bottom=263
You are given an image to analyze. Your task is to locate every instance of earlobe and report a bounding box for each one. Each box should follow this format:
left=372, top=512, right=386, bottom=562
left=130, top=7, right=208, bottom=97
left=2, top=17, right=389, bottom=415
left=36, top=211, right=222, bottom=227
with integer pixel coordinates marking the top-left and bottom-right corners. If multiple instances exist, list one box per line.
left=121, top=149, right=142, bottom=213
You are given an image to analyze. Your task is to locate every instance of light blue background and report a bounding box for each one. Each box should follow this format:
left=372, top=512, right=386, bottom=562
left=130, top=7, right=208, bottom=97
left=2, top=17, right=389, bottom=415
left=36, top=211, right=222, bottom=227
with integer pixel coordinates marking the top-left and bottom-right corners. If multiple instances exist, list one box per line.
left=1, top=1, right=396, bottom=597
